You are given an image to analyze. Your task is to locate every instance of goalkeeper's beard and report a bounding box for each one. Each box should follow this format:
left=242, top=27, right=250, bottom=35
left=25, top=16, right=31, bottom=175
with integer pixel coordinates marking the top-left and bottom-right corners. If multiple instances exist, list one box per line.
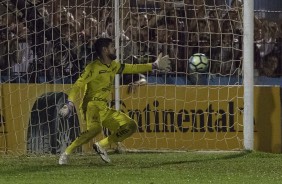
left=108, top=53, right=117, bottom=60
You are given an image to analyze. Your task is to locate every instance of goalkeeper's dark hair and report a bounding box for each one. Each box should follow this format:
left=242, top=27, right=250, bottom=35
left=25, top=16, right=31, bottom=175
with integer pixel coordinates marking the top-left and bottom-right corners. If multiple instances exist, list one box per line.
left=94, top=37, right=113, bottom=57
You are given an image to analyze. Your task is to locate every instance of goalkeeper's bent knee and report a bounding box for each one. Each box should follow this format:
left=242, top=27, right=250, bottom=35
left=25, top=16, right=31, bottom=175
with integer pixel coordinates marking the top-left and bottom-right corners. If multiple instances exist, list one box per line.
left=114, top=120, right=137, bottom=142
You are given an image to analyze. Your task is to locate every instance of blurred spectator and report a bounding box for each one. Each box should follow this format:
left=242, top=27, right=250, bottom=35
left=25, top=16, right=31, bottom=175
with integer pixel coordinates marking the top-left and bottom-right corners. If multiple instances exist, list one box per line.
left=78, top=17, right=99, bottom=65
left=0, top=14, right=20, bottom=78
left=11, top=22, right=34, bottom=81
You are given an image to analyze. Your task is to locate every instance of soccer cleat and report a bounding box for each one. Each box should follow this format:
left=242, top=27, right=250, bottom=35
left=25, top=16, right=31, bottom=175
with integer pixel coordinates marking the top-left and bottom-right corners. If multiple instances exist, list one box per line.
left=93, top=142, right=111, bottom=163
left=59, top=152, right=69, bottom=165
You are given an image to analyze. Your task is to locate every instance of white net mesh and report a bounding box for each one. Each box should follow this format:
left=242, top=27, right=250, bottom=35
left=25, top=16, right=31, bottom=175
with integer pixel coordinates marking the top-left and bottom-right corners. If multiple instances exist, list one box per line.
left=0, top=0, right=281, bottom=154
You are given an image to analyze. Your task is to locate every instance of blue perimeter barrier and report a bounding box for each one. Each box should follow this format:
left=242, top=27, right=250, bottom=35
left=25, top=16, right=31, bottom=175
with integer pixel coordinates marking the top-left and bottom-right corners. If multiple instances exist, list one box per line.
left=147, top=75, right=282, bottom=86
left=1, top=74, right=282, bottom=86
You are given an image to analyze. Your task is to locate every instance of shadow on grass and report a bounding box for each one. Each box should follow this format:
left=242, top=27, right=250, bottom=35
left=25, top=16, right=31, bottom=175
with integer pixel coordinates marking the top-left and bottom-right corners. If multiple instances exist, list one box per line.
left=139, top=150, right=252, bottom=169
left=0, top=150, right=254, bottom=174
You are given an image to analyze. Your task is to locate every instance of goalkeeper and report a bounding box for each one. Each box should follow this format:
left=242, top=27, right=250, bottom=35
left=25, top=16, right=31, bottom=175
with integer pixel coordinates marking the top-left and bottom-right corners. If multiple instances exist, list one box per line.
left=59, top=37, right=170, bottom=165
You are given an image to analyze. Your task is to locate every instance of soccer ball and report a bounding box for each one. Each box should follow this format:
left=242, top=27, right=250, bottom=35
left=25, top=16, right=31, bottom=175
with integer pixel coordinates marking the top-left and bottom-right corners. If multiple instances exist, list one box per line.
left=188, top=53, right=209, bottom=72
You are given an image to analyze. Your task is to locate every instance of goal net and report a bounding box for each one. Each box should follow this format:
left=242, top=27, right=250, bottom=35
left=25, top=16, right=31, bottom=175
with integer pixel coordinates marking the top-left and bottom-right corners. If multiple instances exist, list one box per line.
left=0, top=0, right=279, bottom=155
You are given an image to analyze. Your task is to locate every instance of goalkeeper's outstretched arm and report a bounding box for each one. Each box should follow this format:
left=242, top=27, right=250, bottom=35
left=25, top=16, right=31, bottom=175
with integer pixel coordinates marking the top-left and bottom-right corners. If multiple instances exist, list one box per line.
left=120, top=53, right=171, bottom=74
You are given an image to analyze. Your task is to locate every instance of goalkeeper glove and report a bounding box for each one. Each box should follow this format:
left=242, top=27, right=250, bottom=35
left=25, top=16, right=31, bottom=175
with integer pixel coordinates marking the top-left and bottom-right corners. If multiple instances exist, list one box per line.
left=152, top=53, right=171, bottom=72
left=59, top=100, right=74, bottom=118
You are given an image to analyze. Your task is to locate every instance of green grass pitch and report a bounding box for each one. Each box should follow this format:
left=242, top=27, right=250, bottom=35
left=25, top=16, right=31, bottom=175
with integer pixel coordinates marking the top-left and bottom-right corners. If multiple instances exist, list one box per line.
left=1, top=151, right=282, bottom=184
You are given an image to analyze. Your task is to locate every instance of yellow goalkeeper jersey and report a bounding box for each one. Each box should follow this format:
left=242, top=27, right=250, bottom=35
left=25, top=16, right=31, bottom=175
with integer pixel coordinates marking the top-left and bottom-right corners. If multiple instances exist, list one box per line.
left=67, top=59, right=152, bottom=111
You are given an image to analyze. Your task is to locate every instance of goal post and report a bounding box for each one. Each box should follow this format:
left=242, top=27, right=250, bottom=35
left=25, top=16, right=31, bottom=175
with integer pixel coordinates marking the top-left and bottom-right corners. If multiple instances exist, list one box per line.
left=243, top=0, right=254, bottom=151
left=114, top=0, right=121, bottom=111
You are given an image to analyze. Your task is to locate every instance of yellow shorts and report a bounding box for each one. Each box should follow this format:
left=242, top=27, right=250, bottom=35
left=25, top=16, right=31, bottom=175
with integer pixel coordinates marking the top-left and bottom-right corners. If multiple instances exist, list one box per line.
left=82, top=101, right=134, bottom=132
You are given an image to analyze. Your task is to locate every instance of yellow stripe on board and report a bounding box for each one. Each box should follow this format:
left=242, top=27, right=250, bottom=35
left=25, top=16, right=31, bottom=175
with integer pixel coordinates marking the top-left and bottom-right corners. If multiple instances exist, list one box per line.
left=0, top=84, right=281, bottom=154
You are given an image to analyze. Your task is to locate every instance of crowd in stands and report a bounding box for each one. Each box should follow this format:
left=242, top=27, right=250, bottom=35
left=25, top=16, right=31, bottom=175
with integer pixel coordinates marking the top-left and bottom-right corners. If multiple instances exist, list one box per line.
left=0, top=0, right=281, bottom=84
